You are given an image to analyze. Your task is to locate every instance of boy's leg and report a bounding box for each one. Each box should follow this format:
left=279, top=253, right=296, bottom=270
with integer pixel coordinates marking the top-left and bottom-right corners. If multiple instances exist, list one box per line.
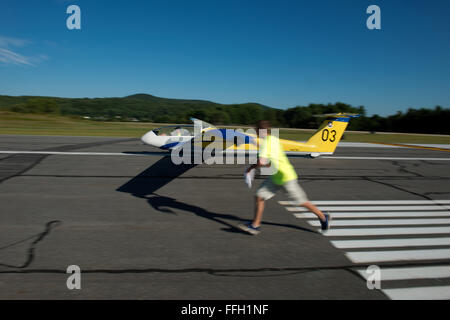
left=284, top=180, right=326, bottom=222
left=239, top=178, right=279, bottom=234
left=252, top=196, right=265, bottom=227
left=252, top=178, right=280, bottom=226
left=301, top=201, right=326, bottom=222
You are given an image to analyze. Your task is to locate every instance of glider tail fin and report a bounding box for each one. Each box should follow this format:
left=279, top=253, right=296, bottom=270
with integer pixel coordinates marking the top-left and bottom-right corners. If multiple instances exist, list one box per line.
left=190, top=118, right=215, bottom=132
left=306, top=113, right=360, bottom=154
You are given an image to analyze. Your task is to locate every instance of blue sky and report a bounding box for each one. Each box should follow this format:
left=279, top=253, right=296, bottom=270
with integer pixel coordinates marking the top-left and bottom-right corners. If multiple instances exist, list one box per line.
left=0, top=0, right=449, bottom=116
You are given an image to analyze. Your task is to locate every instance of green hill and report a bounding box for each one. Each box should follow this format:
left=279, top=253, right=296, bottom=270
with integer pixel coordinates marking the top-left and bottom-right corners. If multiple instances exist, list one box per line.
left=0, top=94, right=448, bottom=134
left=0, top=93, right=278, bottom=125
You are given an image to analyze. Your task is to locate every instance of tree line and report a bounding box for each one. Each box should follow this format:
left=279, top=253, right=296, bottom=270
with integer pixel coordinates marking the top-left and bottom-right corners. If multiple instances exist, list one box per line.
left=0, top=94, right=448, bottom=134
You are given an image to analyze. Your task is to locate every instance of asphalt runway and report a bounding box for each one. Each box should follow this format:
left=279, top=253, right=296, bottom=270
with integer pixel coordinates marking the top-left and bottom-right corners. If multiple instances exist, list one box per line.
left=1, top=135, right=450, bottom=299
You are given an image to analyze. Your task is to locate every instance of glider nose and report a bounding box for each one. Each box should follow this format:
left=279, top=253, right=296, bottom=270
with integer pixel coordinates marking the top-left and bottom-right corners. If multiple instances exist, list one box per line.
left=141, top=130, right=156, bottom=146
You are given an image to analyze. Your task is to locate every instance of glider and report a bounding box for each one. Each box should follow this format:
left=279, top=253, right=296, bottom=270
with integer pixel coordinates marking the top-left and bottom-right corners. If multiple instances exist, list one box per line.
left=140, top=113, right=360, bottom=158
left=119, top=113, right=360, bottom=196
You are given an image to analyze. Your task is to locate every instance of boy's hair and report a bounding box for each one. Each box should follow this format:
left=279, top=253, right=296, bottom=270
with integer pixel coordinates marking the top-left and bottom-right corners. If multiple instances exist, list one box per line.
left=256, top=120, right=271, bottom=133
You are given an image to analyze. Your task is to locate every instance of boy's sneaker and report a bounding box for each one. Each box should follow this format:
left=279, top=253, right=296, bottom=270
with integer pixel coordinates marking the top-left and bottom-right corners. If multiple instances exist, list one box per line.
left=320, top=213, right=331, bottom=232
left=238, top=222, right=261, bottom=235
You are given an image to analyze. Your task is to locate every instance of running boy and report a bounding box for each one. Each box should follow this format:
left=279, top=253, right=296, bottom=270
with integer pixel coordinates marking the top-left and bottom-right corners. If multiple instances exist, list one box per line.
left=238, top=120, right=330, bottom=235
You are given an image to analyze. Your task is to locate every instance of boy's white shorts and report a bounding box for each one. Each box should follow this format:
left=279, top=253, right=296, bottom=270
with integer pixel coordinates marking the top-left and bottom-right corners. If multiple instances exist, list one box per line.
left=256, top=178, right=309, bottom=204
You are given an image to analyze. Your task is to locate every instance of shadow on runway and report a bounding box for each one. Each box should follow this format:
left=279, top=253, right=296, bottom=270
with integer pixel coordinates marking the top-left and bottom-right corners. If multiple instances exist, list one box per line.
left=143, top=194, right=316, bottom=234
left=116, top=155, right=316, bottom=234
left=116, top=155, right=197, bottom=197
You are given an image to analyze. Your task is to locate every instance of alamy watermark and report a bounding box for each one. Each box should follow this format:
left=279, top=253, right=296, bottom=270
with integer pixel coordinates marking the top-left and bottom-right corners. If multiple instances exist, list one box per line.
left=366, top=5, right=381, bottom=30
left=366, top=265, right=381, bottom=290
left=65, top=5, right=381, bottom=31
left=66, top=265, right=81, bottom=290
left=66, top=5, right=81, bottom=30
left=169, top=120, right=277, bottom=175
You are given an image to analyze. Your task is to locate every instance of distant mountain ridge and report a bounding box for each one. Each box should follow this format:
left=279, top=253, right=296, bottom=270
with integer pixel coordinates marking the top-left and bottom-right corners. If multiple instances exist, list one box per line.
left=0, top=93, right=277, bottom=125
left=125, top=93, right=217, bottom=104
left=0, top=94, right=448, bottom=134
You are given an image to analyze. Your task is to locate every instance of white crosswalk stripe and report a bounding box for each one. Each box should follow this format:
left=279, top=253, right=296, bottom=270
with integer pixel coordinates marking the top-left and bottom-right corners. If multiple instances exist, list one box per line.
left=382, top=286, right=450, bottom=300
left=346, top=248, right=450, bottom=263
left=356, top=266, right=450, bottom=280
left=287, top=205, right=449, bottom=212
left=332, top=237, right=450, bottom=249
left=279, top=200, right=450, bottom=205
left=321, top=226, right=450, bottom=236
left=308, top=218, right=450, bottom=227
left=294, top=211, right=450, bottom=218
left=278, top=199, right=450, bottom=300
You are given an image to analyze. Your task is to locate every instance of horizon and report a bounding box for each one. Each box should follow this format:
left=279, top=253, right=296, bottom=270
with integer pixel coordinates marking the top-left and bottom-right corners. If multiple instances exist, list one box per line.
left=1, top=0, right=449, bottom=116
left=0, top=92, right=446, bottom=118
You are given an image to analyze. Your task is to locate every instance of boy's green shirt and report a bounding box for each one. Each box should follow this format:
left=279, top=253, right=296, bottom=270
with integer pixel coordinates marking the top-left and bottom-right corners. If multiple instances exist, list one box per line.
left=258, top=135, right=298, bottom=185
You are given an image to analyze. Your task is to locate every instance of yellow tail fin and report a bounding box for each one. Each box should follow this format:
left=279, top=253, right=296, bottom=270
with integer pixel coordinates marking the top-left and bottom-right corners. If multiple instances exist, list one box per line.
left=306, top=114, right=359, bottom=153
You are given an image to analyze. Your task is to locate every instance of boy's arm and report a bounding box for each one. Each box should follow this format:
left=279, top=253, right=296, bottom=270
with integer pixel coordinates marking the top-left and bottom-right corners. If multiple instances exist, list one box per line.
left=246, top=157, right=271, bottom=173
left=248, top=136, right=271, bottom=172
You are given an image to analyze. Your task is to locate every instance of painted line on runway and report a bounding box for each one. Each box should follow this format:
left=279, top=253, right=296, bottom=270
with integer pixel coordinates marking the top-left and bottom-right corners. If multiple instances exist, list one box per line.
left=1, top=150, right=450, bottom=161
left=294, top=212, right=450, bottom=218
left=356, top=265, right=450, bottom=281
left=322, top=227, right=450, bottom=236
left=333, top=237, right=450, bottom=249
left=345, top=248, right=450, bottom=263
left=0, top=150, right=168, bottom=156
left=322, top=156, right=450, bottom=161
left=308, top=218, right=450, bottom=227
left=280, top=200, right=450, bottom=205
left=287, top=205, right=449, bottom=212
left=370, top=142, right=450, bottom=152
left=382, top=286, right=450, bottom=300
